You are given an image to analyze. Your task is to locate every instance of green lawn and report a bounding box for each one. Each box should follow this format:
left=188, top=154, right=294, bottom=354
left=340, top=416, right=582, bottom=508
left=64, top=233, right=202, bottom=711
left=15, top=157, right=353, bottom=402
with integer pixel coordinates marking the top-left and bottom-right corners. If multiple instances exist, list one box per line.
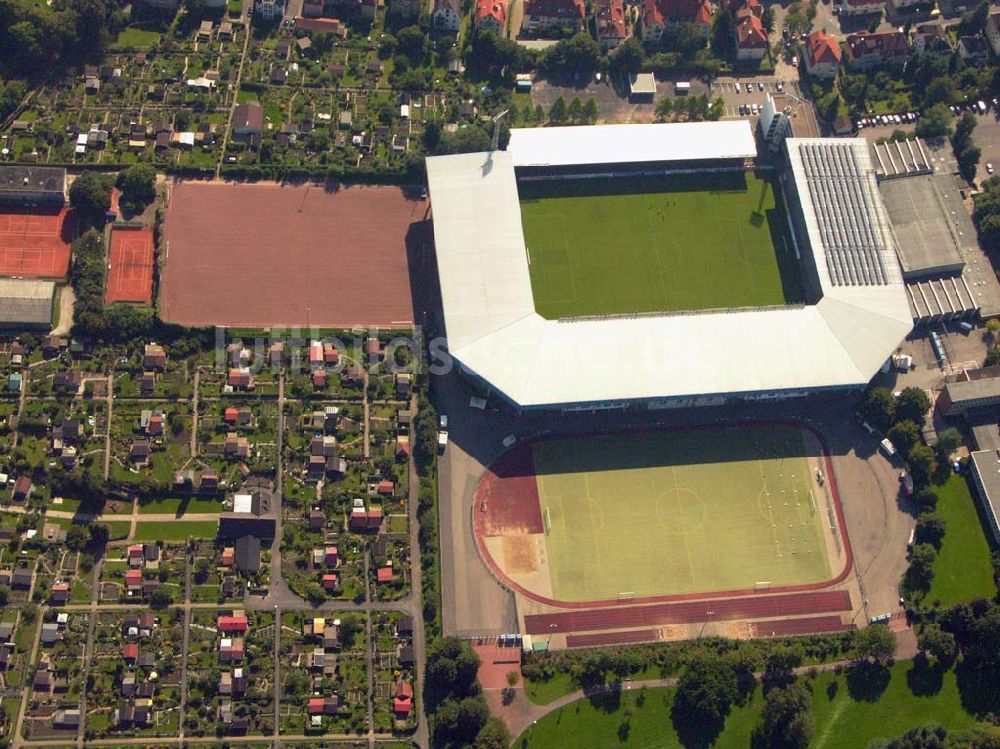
left=531, top=425, right=830, bottom=602
left=112, top=27, right=161, bottom=49
left=518, top=662, right=981, bottom=749
left=132, top=520, right=218, bottom=542
left=519, top=172, right=801, bottom=319
left=138, top=496, right=223, bottom=515
left=926, top=475, right=996, bottom=607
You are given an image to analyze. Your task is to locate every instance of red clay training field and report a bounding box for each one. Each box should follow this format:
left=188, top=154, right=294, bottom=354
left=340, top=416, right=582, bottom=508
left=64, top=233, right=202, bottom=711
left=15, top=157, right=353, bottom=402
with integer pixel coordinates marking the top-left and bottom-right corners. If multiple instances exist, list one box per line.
left=106, top=225, right=154, bottom=304
left=0, top=206, right=76, bottom=279
left=160, top=181, right=422, bottom=328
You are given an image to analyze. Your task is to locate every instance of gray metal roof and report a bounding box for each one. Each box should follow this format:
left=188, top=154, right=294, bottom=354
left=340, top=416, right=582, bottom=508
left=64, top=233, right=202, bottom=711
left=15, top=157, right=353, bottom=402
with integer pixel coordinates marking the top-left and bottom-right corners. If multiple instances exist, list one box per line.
left=0, top=279, right=55, bottom=326
left=426, top=133, right=912, bottom=408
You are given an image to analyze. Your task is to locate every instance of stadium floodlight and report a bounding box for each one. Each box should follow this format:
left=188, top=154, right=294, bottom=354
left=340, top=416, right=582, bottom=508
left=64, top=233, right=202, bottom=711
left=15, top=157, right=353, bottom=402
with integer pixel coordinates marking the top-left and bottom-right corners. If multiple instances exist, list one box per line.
left=491, top=109, right=509, bottom=152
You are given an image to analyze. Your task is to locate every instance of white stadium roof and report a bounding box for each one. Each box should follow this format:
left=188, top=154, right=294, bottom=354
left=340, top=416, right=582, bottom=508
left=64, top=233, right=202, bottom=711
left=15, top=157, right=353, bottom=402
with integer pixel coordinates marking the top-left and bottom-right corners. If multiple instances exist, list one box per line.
left=426, top=130, right=912, bottom=409
left=506, top=121, right=757, bottom=168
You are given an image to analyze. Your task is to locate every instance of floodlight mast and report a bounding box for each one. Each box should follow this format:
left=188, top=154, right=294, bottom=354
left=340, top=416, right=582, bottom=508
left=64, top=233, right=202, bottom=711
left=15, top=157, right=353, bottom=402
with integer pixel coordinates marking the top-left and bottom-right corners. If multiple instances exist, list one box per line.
left=491, top=109, right=509, bottom=152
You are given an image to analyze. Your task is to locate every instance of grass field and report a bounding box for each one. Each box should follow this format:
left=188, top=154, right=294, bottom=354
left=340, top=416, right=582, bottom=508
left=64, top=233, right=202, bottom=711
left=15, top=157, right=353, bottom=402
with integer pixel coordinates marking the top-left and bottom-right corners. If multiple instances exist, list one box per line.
left=534, top=425, right=831, bottom=601
left=137, top=496, right=223, bottom=515
left=517, top=662, right=981, bottom=748
left=926, top=475, right=996, bottom=607
left=132, top=520, right=218, bottom=542
left=519, top=173, right=802, bottom=319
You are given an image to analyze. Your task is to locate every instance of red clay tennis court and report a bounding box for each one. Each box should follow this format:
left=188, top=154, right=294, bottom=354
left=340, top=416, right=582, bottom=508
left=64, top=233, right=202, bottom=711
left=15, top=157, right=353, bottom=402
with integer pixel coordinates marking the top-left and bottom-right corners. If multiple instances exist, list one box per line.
left=160, top=181, right=423, bottom=328
left=106, top=225, right=154, bottom=304
left=0, top=206, right=76, bottom=279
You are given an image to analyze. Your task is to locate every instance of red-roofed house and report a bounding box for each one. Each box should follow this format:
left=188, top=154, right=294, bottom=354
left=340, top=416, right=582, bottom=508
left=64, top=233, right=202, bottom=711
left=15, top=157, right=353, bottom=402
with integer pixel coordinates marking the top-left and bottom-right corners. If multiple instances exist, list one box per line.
left=228, top=369, right=255, bottom=390
left=376, top=480, right=395, bottom=496
left=595, top=0, right=627, bottom=49
left=641, top=0, right=712, bottom=43
left=394, top=680, right=413, bottom=718
left=521, top=0, right=585, bottom=35
left=123, top=643, right=139, bottom=662
left=349, top=508, right=383, bottom=532
left=224, top=407, right=239, bottom=424
left=804, top=30, right=841, bottom=79
left=127, top=544, right=145, bottom=568
left=735, top=13, right=767, bottom=59
left=312, top=370, right=326, bottom=389
left=147, top=414, right=164, bottom=436
left=325, top=547, right=339, bottom=567
left=218, top=615, right=249, bottom=634
left=377, top=566, right=396, bottom=583
left=474, top=0, right=507, bottom=33
left=221, top=547, right=235, bottom=567
left=322, top=573, right=339, bottom=590
left=125, top=569, right=142, bottom=593
left=323, top=344, right=339, bottom=366
left=845, top=30, right=909, bottom=70
left=309, top=342, right=323, bottom=365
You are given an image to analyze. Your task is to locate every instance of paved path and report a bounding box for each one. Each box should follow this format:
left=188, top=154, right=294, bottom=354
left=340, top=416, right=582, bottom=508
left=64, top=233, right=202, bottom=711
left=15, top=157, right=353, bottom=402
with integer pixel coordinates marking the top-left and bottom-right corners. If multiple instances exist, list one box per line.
left=215, top=20, right=252, bottom=178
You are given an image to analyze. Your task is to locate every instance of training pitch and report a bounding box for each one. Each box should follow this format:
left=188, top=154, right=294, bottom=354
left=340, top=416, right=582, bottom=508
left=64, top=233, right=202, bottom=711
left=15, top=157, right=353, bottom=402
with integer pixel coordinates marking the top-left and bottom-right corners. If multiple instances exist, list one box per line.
left=477, top=425, right=835, bottom=603
left=519, top=173, right=802, bottom=319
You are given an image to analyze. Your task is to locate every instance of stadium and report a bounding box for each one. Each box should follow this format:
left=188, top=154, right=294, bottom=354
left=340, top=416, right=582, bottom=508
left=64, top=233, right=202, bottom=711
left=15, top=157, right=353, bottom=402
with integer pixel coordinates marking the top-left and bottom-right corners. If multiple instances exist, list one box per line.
left=425, top=122, right=914, bottom=411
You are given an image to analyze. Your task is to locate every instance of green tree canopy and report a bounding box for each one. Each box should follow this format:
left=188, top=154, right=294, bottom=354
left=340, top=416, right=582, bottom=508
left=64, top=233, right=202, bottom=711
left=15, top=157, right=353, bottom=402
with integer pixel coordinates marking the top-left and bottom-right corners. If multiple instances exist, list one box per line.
left=116, top=162, right=157, bottom=214
left=752, top=682, right=814, bottom=749
left=68, top=171, right=113, bottom=228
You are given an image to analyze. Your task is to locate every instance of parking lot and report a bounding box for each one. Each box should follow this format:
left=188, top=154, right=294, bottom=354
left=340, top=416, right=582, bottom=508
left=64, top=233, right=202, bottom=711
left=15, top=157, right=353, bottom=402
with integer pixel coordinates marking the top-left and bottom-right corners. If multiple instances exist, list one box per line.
left=709, top=77, right=801, bottom=121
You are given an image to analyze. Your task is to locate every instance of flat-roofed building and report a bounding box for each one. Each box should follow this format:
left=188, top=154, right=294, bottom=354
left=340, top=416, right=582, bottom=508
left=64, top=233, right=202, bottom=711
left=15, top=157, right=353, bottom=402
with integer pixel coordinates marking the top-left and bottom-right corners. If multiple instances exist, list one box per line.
left=0, top=167, right=66, bottom=206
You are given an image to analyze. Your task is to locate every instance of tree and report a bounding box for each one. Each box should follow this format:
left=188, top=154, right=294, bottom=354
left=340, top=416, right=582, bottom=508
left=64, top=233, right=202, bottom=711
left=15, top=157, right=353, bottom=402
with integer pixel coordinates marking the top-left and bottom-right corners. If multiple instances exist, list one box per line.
left=935, top=427, right=962, bottom=457
left=761, top=5, right=775, bottom=34
left=582, top=98, right=599, bottom=124
left=915, top=103, right=952, bottom=139
left=957, top=144, right=981, bottom=183
left=711, top=10, right=737, bottom=59
left=655, top=96, right=674, bottom=122
left=541, top=33, right=601, bottom=75
left=959, top=0, right=990, bottom=35
left=116, top=163, right=156, bottom=214
left=548, top=96, right=568, bottom=124
left=672, top=656, right=739, bottom=736
left=752, top=682, right=814, bottom=749
left=609, top=37, right=644, bottom=74
left=915, top=512, right=946, bottom=549
left=396, top=25, right=428, bottom=64
left=894, top=387, right=932, bottom=426
left=908, top=444, right=935, bottom=488
left=854, top=623, right=897, bottom=664
left=925, top=76, right=957, bottom=107
left=149, top=588, right=174, bottom=608
left=888, top=420, right=921, bottom=459
left=918, top=624, right=957, bottom=667
left=859, top=387, right=895, bottom=431
left=473, top=717, right=512, bottom=749
left=567, top=97, right=582, bottom=123
left=906, top=542, right=937, bottom=592
left=953, top=111, right=977, bottom=151
left=65, top=525, right=87, bottom=552
left=69, top=171, right=113, bottom=228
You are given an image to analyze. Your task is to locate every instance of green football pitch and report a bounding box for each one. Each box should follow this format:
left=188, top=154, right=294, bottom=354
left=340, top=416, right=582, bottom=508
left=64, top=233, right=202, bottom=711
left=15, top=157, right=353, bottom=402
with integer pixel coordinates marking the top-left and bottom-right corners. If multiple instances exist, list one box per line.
left=519, top=173, right=803, bottom=319
left=533, top=425, right=832, bottom=602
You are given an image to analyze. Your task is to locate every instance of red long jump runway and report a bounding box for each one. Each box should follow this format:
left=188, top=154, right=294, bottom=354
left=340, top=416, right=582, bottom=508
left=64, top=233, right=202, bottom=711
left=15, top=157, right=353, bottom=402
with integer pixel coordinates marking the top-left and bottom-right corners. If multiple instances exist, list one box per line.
left=160, top=181, right=422, bottom=328
left=566, top=630, right=660, bottom=648
left=0, top=206, right=76, bottom=279
left=749, top=615, right=855, bottom=638
left=523, top=589, right=852, bottom=635
left=106, top=225, right=154, bottom=304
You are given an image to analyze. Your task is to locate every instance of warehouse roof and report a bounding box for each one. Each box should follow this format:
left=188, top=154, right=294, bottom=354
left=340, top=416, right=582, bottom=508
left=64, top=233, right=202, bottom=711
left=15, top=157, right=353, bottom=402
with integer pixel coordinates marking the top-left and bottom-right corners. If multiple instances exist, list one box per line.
left=426, top=135, right=912, bottom=408
left=0, top=279, right=55, bottom=327
left=506, top=121, right=756, bottom=168
left=0, top=166, right=66, bottom=198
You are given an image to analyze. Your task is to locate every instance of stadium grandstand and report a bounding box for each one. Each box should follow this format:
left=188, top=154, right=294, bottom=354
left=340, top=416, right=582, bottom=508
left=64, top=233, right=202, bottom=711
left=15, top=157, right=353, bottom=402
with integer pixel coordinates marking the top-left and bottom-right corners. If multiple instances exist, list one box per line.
left=508, top=121, right=756, bottom=179
left=426, top=126, right=913, bottom=411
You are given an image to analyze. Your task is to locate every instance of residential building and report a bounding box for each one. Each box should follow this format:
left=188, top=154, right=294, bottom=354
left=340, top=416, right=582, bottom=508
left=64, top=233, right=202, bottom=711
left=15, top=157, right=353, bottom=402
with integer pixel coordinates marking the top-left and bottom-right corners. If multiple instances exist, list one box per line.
left=433, top=0, right=462, bottom=31
left=804, top=30, right=841, bottom=79
left=735, top=13, right=767, bottom=60
left=474, top=0, right=508, bottom=34
left=232, top=103, right=264, bottom=139
left=595, top=0, right=627, bottom=49
left=912, top=23, right=952, bottom=57
left=845, top=30, right=909, bottom=71
left=521, top=0, right=586, bottom=35
left=986, top=11, right=1000, bottom=56
left=640, top=0, right=712, bottom=44
left=959, top=34, right=990, bottom=65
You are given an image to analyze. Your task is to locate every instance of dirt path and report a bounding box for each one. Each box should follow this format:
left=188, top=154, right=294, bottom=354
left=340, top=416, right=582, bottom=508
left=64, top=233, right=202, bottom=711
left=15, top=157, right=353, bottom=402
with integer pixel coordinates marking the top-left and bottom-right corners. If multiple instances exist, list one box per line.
left=50, top=284, right=75, bottom=337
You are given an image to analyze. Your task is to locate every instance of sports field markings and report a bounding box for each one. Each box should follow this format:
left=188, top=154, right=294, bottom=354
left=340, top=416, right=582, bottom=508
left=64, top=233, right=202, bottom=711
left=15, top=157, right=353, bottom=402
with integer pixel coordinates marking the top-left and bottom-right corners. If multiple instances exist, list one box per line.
left=669, top=465, right=698, bottom=589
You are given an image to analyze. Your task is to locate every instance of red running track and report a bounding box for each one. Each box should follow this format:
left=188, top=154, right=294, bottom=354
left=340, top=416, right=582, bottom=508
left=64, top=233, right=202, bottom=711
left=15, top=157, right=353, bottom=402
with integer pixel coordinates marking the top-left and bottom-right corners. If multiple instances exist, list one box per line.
left=566, top=629, right=660, bottom=648
left=749, top=615, right=855, bottom=638
left=524, top=589, right=852, bottom=635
